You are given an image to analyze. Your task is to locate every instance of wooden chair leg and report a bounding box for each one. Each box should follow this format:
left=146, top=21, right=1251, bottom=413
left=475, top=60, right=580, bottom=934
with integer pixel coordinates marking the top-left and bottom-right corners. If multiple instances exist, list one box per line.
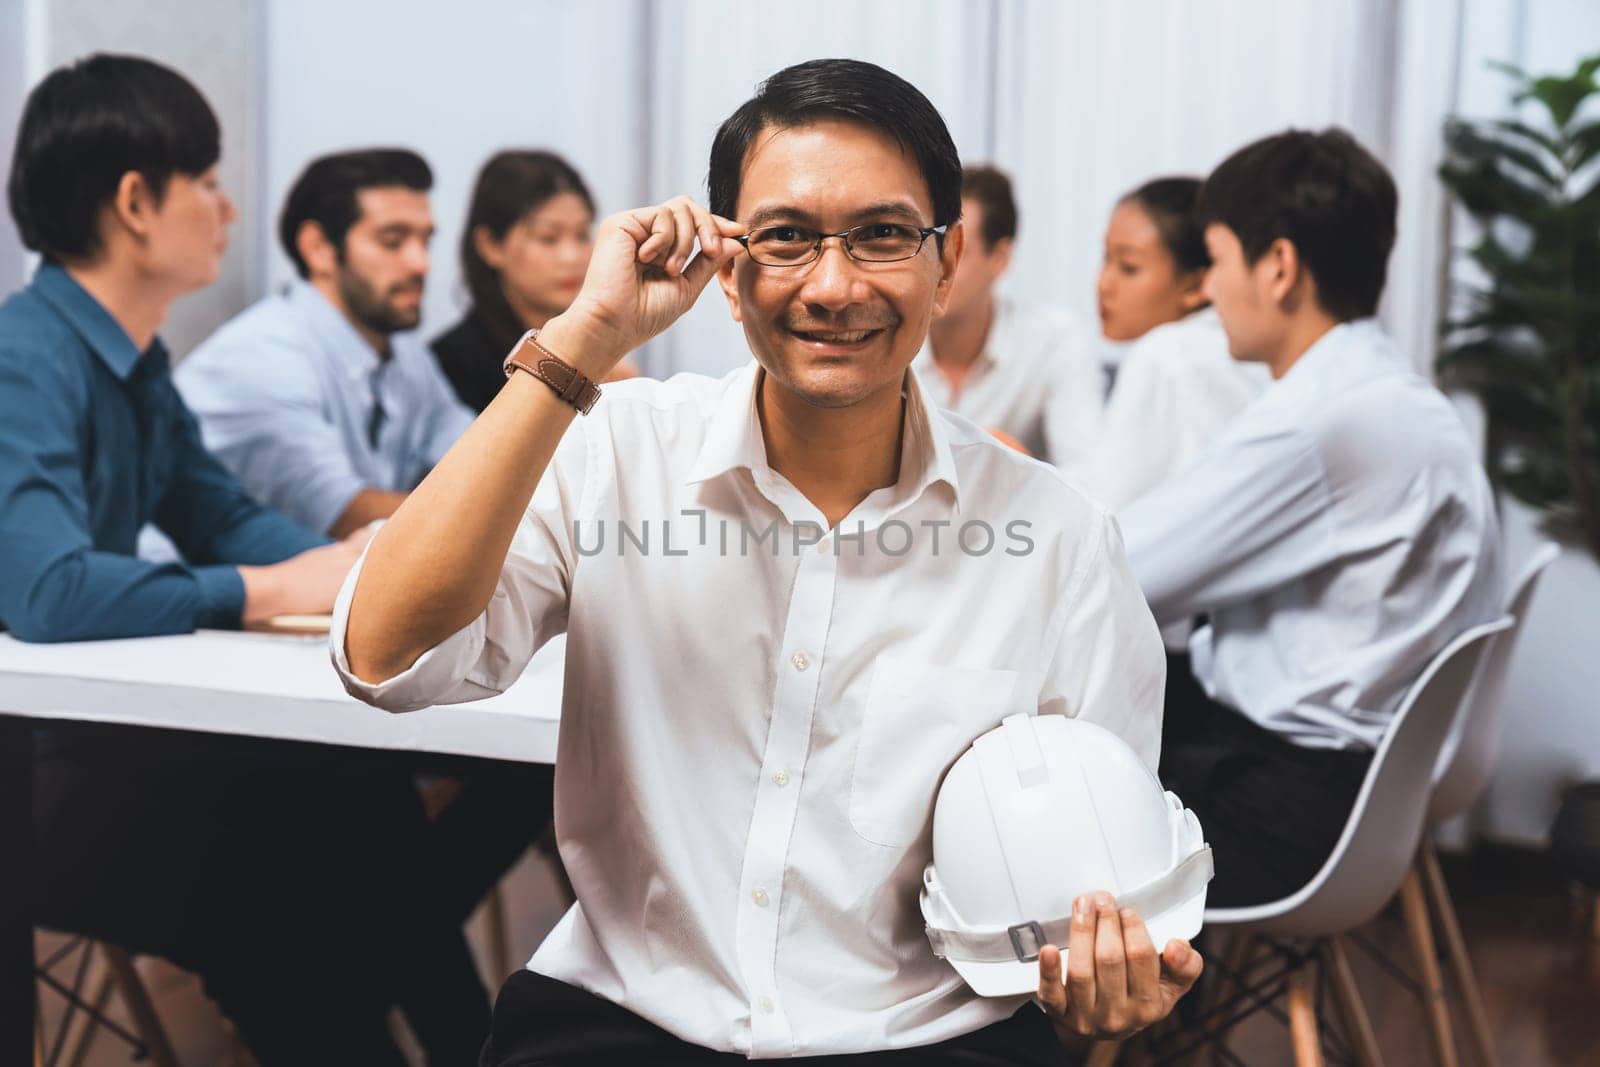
left=1205, top=932, right=1262, bottom=1066
left=1085, top=1039, right=1122, bottom=1066
left=1400, top=868, right=1459, bottom=1067
left=1322, top=937, right=1384, bottom=1067
left=62, top=950, right=114, bottom=1067
left=100, top=946, right=180, bottom=1067
left=486, top=885, right=511, bottom=980
left=1419, top=843, right=1497, bottom=1067
left=1287, top=966, right=1325, bottom=1067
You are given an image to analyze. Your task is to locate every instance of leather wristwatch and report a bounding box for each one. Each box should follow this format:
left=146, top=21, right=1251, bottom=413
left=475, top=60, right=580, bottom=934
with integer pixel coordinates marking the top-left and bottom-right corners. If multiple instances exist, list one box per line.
left=503, top=328, right=602, bottom=415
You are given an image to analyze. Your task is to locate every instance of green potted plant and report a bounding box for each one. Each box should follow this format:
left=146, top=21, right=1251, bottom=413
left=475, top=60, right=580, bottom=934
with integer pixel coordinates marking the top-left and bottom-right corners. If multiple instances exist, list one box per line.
left=1437, top=53, right=1600, bottom=560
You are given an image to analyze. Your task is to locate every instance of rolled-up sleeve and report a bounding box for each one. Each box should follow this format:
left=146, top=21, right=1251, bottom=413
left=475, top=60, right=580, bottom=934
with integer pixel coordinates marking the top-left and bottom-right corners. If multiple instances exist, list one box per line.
left=330, top=419, right=590, bottom=711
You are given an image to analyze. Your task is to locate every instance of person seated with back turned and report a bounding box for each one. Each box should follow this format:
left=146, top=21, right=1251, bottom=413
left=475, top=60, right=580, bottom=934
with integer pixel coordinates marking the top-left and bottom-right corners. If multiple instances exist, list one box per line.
left=176, top=148, right=473, bottom=539
left=336, top=58, right=1204, bottom=1065
left=1120, top=129, right=1505, bottom=908
left=0, top=54, right=488, bottom=1064
left=432, top=149, right=639, bottom=414
left=913, top=164, right=1102, bottom=465
left=1087, top=176, right=1266, bottom=512
left=177, top=146, right=556, bottom=933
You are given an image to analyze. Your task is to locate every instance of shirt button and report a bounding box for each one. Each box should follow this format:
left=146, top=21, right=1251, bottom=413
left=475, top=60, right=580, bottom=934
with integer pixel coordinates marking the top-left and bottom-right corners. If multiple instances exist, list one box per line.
left=752, top=886, right=770, bottom=907
left=791, top=651, right=810, bottom=672
left=772, top=769, right=790, bottom=787
left=759, top=995, right=775, bottom=1014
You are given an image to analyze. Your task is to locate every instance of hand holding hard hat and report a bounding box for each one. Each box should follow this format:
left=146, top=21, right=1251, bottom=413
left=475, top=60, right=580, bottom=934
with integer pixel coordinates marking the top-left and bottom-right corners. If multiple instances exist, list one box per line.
left=921, top=713, right=1210, bottom=1039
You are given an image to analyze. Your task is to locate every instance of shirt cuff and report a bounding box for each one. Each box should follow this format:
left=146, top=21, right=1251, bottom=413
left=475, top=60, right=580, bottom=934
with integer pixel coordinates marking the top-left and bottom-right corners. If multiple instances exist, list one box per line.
left=192, top=564, right=247, bottom=629
left=326, top=543, right=490, bottom=712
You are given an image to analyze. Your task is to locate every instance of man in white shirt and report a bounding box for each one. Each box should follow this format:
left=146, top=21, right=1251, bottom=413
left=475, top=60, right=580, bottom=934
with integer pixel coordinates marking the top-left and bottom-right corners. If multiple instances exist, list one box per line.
left=335, top=60, right=1202, bottom=1063
left=914, top=165, right=1101, bottom=468
left=1120, top=129, right=1504, bottom=907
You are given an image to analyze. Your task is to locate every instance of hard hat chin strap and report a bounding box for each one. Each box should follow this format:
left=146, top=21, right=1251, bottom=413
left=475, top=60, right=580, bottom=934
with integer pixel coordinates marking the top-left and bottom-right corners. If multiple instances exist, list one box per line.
left=924, top=846, right=1214, bottom=964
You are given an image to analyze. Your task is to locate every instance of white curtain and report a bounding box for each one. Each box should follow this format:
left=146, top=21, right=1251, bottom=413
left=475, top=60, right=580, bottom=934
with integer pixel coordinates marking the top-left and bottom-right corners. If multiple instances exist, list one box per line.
left=249, top=0, right=1468, bottom=377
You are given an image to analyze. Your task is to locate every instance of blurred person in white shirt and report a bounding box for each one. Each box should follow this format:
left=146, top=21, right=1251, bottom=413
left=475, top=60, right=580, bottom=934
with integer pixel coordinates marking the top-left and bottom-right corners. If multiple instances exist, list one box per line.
left=1120, top=130, right=1503, bottom=908
left=913, top=165, right=1101, bottom=467
left=1088, top=177, right=1266, bottom=512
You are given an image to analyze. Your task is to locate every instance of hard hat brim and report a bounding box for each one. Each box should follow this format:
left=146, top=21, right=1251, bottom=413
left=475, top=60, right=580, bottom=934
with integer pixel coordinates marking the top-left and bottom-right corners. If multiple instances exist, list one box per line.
left=949, top=891, right=1207, bottom=998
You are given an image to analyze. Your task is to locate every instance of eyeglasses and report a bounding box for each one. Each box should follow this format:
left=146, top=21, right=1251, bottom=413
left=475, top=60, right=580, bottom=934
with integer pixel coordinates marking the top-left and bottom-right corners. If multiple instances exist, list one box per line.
left=732, top=222, right=949, bottom=267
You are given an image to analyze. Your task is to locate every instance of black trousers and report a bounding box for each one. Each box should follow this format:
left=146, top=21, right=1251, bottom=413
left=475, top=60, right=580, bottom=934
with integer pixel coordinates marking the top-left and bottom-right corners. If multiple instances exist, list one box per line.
left=1158, top=654, right=1372, bottom=908
left=33, top=723, right=495, bottom=1066
left=479, top=970, right=1071, bottom=1066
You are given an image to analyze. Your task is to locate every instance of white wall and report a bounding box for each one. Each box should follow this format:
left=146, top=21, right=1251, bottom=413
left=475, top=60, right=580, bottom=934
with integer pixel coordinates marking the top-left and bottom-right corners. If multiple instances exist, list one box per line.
left=260, top=0, right=653, bottom=364
left=30, top=0, right=260, bottom=358
left=0, top=0, right=29, bottom=289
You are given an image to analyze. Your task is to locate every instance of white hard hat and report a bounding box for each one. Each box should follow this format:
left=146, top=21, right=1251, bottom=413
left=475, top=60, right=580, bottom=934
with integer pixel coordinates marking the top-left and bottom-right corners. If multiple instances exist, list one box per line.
left=920, top=713, right=1212, bottom=997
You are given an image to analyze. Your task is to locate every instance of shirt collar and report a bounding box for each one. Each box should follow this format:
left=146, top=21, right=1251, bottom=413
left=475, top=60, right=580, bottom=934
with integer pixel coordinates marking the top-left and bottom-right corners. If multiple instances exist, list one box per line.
left=286, top=279, right=386, bottom=378
left=31, top=261, right=158, bottom=380
left=685, top=360, right=963, bottom=513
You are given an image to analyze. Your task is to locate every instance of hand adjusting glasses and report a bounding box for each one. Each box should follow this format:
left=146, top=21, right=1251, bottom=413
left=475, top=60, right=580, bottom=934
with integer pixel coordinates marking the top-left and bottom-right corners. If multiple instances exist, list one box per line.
left=732, top=222, right=949, bottom=267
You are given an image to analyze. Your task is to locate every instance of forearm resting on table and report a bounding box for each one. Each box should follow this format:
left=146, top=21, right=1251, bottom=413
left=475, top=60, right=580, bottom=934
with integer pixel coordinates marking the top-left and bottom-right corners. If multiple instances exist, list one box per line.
left=343, top=344, right=587, bottom=684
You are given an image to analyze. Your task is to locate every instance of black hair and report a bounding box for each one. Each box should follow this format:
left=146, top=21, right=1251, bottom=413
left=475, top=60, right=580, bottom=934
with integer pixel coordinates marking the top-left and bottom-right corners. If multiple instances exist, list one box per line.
left=961, top=165, right=1017, bottom=250
left=707, top=59, right=961, bottom=239
left=8, top=53, right=220, bottom=261
left=460, top=150, right=594, bottom=355
left=1122, top=176, right=1208, bottom=276
left=278, top=148, right=433, bottom=278
left=1197, top=128, right=1397, bottom=320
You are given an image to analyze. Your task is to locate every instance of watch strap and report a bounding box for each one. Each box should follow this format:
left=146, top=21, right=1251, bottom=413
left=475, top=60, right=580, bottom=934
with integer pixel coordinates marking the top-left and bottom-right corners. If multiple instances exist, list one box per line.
left=503, top=329, right=601, bottom=415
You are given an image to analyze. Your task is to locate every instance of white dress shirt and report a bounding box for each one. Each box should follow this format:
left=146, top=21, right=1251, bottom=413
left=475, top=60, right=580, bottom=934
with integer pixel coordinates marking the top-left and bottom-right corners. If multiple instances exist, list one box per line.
left=911, top=296, right=1102, bottom=470
left=331, top=361, right=1165, bottom=1057
left=176, top=282, right=474, bottom=534
left=1120, top=321, right=1504, bottom=751
left=1086, top=309, right=1268, bottom=512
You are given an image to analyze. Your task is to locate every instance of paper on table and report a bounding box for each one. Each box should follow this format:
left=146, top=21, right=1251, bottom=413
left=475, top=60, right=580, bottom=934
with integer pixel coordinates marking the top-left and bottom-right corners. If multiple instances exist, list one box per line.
left=258, top=613, right=333, bottom=635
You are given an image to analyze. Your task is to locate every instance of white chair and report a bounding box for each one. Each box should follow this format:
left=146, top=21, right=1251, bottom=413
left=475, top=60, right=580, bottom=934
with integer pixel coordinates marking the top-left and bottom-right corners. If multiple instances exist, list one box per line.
left=1411, top=542, right=1559, bottom=1067
left=1173, top=617, right=1515, bottom=1067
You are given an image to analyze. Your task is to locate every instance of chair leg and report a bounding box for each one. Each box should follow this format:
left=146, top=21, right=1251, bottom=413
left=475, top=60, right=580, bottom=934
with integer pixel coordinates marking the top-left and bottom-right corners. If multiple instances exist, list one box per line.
left=62, top=951, right=115, bottom=1067
left=1400, top=868, right=1459, bottom=1067
left=1322, top=937, right=1384, bottom=1067
left=1419, top=843, right=1497, bottom=1067
left=100, top=946, right=180, bottom=1067
left=1206, top=933, right=1263, bottom=1067
left=1287, top=966, right=1325, bottom=1067
left=486, top=885, right=511, bottom=980
left=1085, top=1040, right=1122, bottom=1066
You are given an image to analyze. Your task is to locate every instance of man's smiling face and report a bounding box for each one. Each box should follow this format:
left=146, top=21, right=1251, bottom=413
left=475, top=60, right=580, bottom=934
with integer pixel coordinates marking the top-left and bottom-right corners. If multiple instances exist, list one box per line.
left=718, top=118, right=962, bottom=410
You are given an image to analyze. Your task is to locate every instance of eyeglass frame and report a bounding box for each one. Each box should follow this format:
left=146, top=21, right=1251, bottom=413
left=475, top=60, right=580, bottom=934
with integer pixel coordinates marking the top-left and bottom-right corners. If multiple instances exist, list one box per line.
left=730, top=221, right=950, bottom=267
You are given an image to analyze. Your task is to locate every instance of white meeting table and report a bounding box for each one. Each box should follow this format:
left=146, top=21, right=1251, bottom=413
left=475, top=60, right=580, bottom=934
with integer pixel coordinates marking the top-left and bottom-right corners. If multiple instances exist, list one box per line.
left=0, top=627, right=564, bottom=1060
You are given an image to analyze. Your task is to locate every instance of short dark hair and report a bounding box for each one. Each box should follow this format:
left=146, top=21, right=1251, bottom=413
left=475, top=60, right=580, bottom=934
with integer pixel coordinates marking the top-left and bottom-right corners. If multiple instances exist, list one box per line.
left=8, top=53, right=220, bottom=261
left=1123, top=176, right=1208, bottom=275
left=1198, top=128, right=1397, bottom=320
left=278, top=148, right=433, bottom=278
left=961, top=165, right=1017, bottom=250
left=707, top=59, right=961, bottom=236
left=461, top=149, right=595, bottom=355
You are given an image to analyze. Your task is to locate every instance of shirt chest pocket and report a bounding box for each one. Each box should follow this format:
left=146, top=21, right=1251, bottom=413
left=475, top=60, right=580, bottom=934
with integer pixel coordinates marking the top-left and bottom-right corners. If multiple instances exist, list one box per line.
left=848, top=657, right=1020, bottom=848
